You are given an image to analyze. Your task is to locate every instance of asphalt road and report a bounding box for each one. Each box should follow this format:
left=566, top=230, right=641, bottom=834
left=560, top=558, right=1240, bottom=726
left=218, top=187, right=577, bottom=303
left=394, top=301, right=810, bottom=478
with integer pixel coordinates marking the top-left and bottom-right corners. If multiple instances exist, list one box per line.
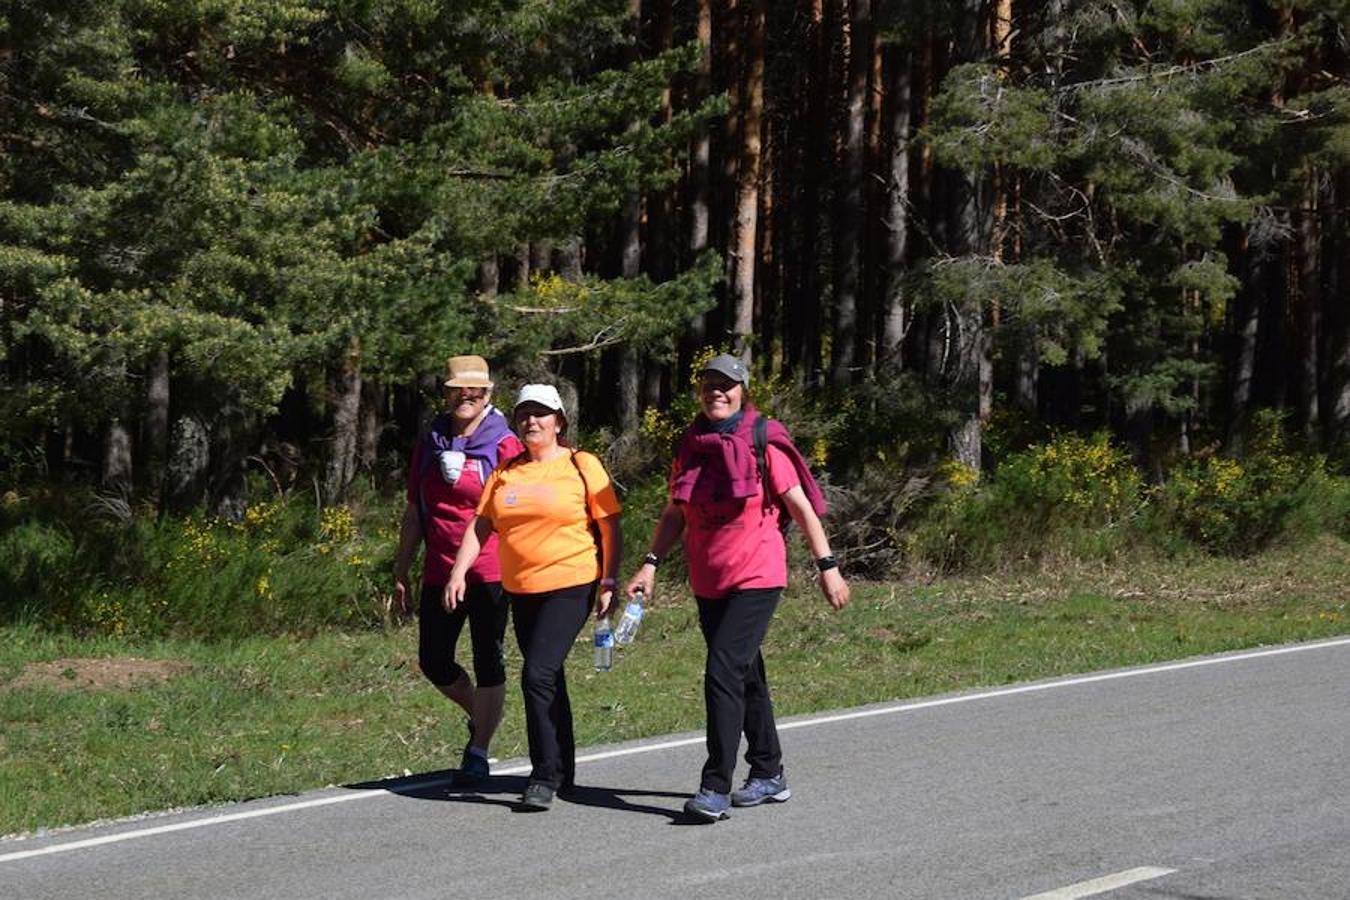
left=4, top=636, right=1349, bottom=900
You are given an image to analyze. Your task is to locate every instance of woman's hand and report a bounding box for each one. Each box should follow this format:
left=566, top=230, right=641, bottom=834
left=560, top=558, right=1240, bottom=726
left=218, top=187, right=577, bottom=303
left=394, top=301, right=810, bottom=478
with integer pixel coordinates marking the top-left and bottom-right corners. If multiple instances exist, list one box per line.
left=819, top=567, right=850, bottom=610
left=392, top=502, right=422, bottom=616
left=596, top=589, right=614, bottom=619
left=393, top=570, right=412, bottom=615
left=443, top=575, right=467, bottom=613
left=625, top=565, right=655, bottom=603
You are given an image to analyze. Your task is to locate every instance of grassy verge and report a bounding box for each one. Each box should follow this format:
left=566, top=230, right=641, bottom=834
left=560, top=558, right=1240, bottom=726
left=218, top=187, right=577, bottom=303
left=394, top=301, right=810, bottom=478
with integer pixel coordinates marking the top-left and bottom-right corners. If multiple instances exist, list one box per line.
left=2, top=535, right=1346, bottom=837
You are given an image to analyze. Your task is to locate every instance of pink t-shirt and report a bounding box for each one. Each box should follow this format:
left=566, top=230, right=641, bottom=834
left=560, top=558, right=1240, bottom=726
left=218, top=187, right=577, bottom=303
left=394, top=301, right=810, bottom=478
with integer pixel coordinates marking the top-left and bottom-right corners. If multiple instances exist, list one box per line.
left=678, top=445, right=800, bottom=599
left=408, top=433, right=523, bottom=585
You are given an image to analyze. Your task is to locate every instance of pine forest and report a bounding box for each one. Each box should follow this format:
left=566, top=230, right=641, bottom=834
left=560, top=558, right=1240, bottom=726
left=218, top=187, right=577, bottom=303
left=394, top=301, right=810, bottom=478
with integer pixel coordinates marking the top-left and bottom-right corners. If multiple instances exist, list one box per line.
left=2, top=0, right=1349, bottom=622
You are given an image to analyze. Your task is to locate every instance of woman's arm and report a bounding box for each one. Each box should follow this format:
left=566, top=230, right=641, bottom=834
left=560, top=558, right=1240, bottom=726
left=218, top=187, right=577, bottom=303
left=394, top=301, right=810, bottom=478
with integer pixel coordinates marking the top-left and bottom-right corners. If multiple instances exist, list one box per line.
left=392, top=502, right=423, bottom=613
left=779, top=484, right=849, bottom=610
left=595, top=514, right=623, bottom=618
left=444, top=515, right=493, bottom=611
left=624, top=502, right=685, bottom=601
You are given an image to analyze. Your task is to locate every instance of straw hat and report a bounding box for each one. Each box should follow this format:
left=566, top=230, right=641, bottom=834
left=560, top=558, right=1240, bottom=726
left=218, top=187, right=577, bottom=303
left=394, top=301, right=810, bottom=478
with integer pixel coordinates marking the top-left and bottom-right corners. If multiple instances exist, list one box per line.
left=443, top=355, right=493, bottom=388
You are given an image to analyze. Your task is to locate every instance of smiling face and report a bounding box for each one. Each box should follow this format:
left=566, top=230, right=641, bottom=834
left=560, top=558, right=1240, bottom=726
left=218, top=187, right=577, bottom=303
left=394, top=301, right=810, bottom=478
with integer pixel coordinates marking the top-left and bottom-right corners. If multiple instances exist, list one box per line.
left=513, top=402, right=564, bottom=451
left=698, top=372, right=744, bottom=422
left=446, top=385, right=491, bottom=425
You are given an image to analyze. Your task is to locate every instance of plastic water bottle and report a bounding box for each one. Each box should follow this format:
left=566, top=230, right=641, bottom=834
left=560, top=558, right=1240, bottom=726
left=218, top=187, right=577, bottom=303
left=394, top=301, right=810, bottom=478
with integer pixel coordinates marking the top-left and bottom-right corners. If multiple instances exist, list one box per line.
left=614, top=590, right=646, bottom=645
left=593, top=617, right=614, bottom=671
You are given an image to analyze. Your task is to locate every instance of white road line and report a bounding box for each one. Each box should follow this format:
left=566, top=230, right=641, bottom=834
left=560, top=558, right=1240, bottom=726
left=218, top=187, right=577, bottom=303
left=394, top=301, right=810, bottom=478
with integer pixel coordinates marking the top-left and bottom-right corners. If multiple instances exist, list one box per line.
left=3, top=635, right=1348, bottom=865
left=1021, top=865, right=1177, bottom=899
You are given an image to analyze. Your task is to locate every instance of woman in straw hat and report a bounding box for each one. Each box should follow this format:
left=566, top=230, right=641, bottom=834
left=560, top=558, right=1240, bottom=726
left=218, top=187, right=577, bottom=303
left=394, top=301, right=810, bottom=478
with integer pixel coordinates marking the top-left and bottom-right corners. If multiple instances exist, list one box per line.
left=448, top=383, right=622, bottom=811
left=394, top=355, right=522, bottom=786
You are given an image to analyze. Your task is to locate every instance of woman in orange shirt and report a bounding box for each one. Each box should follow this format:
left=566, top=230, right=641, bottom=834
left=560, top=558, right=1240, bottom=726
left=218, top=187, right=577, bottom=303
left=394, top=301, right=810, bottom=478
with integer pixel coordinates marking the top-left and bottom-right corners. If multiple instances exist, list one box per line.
left=447, top=384, right=622, bottom=811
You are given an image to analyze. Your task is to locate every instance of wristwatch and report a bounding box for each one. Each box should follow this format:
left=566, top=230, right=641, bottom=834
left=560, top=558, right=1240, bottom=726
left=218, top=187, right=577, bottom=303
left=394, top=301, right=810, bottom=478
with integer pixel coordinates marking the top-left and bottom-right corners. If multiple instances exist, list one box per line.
left=643, top=551, right=661, bottom=568
left=815, top=555, right=838, bottom=573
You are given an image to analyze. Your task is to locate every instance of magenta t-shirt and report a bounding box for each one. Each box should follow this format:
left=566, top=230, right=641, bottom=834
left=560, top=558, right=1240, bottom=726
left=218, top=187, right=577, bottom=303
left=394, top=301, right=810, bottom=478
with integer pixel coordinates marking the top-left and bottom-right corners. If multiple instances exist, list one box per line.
left=407, top=433, right=523, bottom=585
left=678, top=445, right=800, bottom=599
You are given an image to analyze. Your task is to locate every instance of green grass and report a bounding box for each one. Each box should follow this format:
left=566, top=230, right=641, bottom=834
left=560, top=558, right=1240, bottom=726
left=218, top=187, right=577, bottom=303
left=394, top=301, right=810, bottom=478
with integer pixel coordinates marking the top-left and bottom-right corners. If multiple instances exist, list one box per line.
left=2, top=535, right=1347, bottom=837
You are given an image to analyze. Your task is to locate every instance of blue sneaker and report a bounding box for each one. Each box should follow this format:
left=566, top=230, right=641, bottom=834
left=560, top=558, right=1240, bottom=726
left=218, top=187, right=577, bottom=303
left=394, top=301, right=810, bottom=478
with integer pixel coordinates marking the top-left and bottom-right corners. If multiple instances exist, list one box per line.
left=683, top=788, right=731, bottom=822
left=731, top=772, right=791, bottom=807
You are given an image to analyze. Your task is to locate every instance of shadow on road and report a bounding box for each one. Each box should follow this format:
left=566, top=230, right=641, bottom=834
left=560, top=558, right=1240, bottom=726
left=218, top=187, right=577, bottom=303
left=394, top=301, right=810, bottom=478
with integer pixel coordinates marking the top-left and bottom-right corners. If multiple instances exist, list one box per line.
left=344, top=770, right=706, bottom=824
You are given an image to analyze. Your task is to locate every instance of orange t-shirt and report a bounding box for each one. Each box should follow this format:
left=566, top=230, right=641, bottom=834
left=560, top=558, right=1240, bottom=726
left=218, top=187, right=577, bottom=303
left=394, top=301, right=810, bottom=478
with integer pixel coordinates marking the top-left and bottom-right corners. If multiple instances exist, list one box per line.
left=477, top=450, right=622, bottom=595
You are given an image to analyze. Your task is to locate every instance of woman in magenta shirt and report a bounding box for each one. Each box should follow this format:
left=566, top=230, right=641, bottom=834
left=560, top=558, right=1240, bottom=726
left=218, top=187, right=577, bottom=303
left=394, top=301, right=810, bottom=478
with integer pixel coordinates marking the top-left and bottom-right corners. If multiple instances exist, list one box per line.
left=394, top=355, right=523, bottom=786
left=626, top=354, right=849, bottom=822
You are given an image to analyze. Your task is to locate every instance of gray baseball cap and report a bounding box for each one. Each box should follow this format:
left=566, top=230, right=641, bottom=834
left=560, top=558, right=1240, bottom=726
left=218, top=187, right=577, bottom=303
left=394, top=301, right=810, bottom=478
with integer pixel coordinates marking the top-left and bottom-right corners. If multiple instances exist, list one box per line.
left=699, top=353, right=750, bottom=387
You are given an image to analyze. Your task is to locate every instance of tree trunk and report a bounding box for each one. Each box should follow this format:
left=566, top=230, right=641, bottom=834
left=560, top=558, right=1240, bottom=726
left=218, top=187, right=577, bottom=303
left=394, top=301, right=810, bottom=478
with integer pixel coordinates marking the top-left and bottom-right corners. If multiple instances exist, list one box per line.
left=616, top=196, right=642, bottom=431
left=325, top=336, right=363, bottom=503
left=649, top=0, right=676, bottom=287
left=514, top=244, right=531, bottom=290
left=358, top=380, right=382, bottom=473
left=946, top=0, right=992, bottom=473
left=530, top=239, right=553, bottom=276
left=617, top=1, right=644, bottom=432
left=756, top=116, right=776, bottom=369
left=1331, top=169, right=1350, bottom=444
left=715, top=0, right=742, bottom=338
left=830, top=0, right=869, bottom=387
left=785, top=0, right=828, bottom=385
left=729, top=0, right=764, bottom=363
left=478, top=256, right=499, bottom=299
left=1226, top=230, right=1266, bottom=453
left=164, top=415, right=210, bottom=514
left=618, top=0, right=644, bottom=434
left=620, top=193, right=642, bottom=283
left=1295, top=166, right=1321, bottom=439
left=144, top=349, right=170, bottom=490
left=555, top=238, right=583, bottom=282
left=685, top=0, right=713, bottom=354
left=881, top=44, right=912, bottom=371
left=102, top=417, right=133, bottom=492
left=210, top=403, right=250, bottom=522
left=1015, top=339, right=1039, bottom=415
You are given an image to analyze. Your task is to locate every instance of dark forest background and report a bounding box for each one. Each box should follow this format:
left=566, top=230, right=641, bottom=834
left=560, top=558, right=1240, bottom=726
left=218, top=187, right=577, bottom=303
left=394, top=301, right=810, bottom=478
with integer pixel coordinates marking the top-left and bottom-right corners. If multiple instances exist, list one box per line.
left=2, top=1, right=1348, bottom=628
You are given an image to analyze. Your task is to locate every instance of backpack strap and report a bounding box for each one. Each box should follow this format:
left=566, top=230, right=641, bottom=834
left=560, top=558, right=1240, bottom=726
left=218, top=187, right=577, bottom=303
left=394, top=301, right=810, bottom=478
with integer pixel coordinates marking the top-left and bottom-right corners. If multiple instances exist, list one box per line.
left=754, top=416, right=795, bottom=535
left=568, top=450, right=604, bottom=576
left=753, top=414, right=769, bottom=487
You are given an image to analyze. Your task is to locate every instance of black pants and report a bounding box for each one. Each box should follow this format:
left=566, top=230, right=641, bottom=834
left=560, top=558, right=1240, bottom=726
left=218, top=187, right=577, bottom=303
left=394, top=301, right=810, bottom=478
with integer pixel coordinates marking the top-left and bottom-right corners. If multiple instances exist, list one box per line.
left=419, top=581, right=509, bottom=689
left=510, top=582, right=595, bottom=788
left=697, top=588, right=783, bottom=794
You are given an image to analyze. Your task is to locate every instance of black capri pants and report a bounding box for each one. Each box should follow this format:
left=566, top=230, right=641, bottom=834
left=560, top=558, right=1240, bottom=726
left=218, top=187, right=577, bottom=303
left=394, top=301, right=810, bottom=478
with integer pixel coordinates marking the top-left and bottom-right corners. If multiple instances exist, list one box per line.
left=418, top=581, right=509, bottom=688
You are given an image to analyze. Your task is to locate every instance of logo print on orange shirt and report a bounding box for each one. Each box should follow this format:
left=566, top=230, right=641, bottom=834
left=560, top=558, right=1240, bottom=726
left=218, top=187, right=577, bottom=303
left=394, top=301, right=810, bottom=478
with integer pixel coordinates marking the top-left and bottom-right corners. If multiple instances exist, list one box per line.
left=504, top=490, right=518, bottom=506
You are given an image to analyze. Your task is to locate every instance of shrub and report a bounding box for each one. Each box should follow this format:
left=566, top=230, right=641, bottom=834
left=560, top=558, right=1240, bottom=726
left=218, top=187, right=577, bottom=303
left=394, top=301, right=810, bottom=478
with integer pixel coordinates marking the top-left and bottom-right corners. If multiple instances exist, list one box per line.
left=0, top=485, right=400, bottom=639
left=0, top=519, right=78, bottom=621
left=825, top=455, right=934, bottom=578
left=910, top=432, right=1144, bottom=572
left=1154, top=412, right=1331, bottom=554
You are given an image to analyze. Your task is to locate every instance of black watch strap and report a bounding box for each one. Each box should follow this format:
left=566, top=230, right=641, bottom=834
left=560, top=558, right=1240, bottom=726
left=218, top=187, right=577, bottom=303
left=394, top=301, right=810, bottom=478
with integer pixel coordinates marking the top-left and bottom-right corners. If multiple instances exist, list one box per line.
left=815, top=555, right=838, bottom=573
left=643, top=551, right=661, bottom=568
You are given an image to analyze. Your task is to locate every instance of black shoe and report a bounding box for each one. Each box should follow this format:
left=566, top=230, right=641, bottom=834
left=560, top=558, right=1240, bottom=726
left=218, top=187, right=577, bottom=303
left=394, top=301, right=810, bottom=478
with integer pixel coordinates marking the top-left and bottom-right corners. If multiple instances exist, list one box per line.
left=453, top=746, right=489, bottom=787
left=519, top=781, right=554, bottom=811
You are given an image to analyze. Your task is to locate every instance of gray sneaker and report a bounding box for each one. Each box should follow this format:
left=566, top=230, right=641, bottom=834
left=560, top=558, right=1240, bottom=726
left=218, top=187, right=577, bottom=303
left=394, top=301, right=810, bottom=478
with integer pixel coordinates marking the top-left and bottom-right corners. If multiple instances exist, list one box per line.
left=731, top=772, right=791, bottom=807
left=683, top=787, right=731, bottom=822
left=519, top=781, right=554, bottom=811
